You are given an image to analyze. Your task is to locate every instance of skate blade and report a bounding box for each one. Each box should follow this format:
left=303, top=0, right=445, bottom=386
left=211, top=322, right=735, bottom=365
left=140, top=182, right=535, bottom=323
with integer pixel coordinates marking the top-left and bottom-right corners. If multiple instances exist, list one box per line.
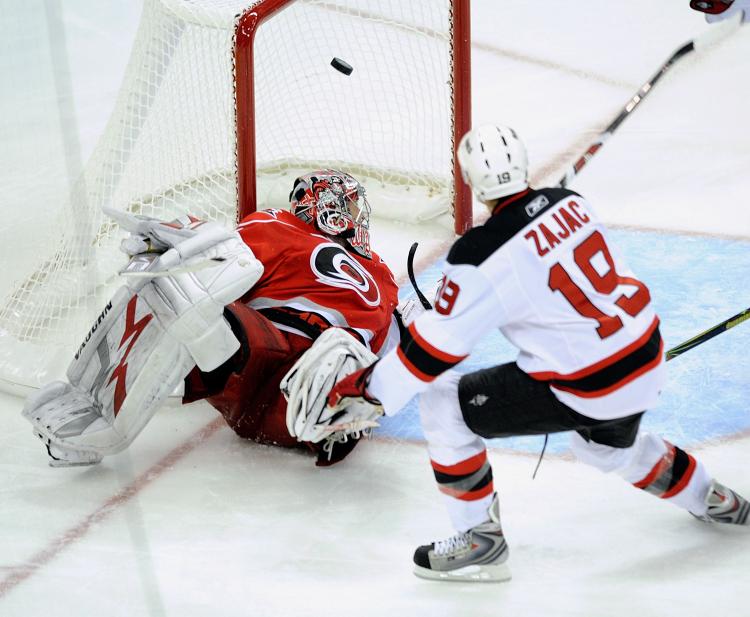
left=413, top=562, right=511, bottom=583
left=48, top=457, right=102, bottom=468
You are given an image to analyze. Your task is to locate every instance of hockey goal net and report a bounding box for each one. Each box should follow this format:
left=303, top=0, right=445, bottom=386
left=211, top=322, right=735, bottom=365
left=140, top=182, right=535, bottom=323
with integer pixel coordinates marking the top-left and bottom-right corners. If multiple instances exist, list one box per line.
left=0, top=0, right=471, bottom=393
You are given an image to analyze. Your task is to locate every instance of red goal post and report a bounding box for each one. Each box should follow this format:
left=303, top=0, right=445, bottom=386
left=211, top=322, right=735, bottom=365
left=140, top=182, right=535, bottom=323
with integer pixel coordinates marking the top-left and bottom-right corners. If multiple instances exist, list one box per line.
left=235, top=0, right=473, bottom=233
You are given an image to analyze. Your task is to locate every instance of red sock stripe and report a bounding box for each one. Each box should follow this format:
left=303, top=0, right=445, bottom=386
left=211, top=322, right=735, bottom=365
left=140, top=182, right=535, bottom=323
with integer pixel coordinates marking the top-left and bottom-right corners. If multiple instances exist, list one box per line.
left=431, top=450, right=487, bottom=476
left=633, top=444, right=675, bottom=490
left=633, top=442, right=697, bottom=499
left=438, top=482, right=495, bottom=502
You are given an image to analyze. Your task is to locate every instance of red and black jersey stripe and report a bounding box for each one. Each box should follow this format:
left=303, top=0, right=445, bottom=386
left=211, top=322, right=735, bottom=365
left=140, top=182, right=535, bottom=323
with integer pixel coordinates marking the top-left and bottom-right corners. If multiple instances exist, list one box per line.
left=431, top=450, right=494, bottom=502
left=530, top=318, right=663, bottom=398
left=397, top=323, right=467, bottom=382
left=633, top=441, right=697, bottom=499
left=447, top=188, right=580, bottom=267
left=257, top=306, right=366, bottom=346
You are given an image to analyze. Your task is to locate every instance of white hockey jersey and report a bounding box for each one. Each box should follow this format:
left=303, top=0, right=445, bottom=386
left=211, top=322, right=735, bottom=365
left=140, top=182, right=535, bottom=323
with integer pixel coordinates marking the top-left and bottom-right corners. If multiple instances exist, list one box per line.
left=369, top=188, right=666, bottom=420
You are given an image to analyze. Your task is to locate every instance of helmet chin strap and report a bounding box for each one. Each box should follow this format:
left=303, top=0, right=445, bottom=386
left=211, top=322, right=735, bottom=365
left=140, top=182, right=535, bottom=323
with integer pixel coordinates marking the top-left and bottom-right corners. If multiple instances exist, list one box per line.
left=324, top=229, right=371, bottom=260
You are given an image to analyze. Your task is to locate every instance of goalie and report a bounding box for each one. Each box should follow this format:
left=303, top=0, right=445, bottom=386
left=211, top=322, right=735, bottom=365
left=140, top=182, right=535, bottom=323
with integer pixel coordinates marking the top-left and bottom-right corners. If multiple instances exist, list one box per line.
left=22, top=170, right=400, bottom=468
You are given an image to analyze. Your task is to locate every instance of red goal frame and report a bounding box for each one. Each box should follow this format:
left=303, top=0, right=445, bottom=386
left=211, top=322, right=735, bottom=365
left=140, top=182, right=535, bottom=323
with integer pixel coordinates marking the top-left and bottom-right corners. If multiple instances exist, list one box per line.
left=234, top=0, right=473, bottom=234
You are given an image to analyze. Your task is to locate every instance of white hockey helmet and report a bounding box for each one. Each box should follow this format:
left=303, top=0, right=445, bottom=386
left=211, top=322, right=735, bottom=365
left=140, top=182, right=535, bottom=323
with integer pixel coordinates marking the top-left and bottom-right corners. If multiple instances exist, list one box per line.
left=457, top=124, right=529, bottom=202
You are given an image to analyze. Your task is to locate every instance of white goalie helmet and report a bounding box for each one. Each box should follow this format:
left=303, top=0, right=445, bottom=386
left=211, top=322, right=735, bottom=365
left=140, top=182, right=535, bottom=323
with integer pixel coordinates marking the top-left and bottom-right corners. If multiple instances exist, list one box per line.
left=457, top=124, right=529, bottom=202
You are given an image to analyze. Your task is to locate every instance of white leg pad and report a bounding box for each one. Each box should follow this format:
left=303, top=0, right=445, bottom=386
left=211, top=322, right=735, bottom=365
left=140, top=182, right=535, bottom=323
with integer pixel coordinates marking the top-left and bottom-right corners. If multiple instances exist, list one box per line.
left=22, top=220, right=263, bottom=465
left=23, top=285, right=195, bottom=464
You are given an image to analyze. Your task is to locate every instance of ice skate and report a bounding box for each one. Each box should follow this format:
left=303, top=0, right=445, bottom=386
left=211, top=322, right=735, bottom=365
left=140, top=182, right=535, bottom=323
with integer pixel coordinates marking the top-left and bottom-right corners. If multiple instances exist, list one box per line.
left=413, top=493, right=511, bottom=582
left=693, top=480, right=750, bottom=525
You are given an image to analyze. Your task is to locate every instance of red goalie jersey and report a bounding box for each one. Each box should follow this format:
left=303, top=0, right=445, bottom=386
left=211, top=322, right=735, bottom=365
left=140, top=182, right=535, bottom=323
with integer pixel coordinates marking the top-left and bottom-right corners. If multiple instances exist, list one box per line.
left=237, top=209, right=398, bottom=354
left=183, top=208, right=398, bottom=461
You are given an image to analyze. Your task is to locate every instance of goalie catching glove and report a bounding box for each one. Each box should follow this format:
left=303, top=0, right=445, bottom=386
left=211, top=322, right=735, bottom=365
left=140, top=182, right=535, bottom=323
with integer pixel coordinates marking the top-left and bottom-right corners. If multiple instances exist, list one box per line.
left=281, top=328, right=384, bottom=447
left=22, top=211, right=263, bottom=466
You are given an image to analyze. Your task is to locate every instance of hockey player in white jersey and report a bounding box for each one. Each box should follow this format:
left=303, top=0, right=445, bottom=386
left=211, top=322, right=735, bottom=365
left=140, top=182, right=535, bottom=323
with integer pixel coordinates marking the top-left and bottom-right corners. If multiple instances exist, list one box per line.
left=315, top=125, right=749, bottom=582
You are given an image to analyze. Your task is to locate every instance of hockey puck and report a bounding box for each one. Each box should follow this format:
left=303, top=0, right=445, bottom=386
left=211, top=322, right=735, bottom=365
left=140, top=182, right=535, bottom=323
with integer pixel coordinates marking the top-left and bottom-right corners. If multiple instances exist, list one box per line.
left=331, top=57, right=353, bottom=76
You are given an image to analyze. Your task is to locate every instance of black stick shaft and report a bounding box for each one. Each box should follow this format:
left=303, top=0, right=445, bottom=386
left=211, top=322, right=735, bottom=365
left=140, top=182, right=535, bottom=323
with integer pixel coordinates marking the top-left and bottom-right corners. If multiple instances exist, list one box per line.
left=557, top=42, right=694, bottom=189
left=557, top=14, right=741, bottom=188
left=666, top=307, right=750, bottom=361
left=407, top=242, right=432, bottom=310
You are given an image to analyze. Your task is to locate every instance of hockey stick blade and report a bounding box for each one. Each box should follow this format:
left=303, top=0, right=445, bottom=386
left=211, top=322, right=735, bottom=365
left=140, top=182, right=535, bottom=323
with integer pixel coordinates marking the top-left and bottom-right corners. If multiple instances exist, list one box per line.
left=407, top=242, right=433, bottom=309
left=557, top=15, right=741, bottom=189
left=666, top=306, right=750, bottom=361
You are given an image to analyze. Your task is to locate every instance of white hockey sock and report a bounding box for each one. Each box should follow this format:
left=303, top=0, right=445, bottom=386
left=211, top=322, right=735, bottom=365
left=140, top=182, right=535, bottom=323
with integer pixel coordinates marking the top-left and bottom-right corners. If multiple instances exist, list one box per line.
left=570, top=431, right=712, bottom=516
left=420, top=370, right=495, bottom=532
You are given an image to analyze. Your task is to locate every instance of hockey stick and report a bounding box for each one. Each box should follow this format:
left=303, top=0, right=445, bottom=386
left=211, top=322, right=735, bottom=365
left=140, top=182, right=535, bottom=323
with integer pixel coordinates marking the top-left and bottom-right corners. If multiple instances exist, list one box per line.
left=557, top=13, right=742, bottom=188
left=407, top=242, right=433, bottom=309
left=118, top=257, right=227, bottom=278
left=665, top=306, right=750, bottom=361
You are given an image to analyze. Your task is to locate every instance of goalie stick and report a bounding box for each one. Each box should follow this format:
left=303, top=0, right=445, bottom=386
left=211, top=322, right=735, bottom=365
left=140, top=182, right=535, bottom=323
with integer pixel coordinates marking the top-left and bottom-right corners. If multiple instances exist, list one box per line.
left=556, top=13, right=742, bottom=188
left=119, top=256, right=227, bottom=278
left=665, top=306, right=750, bottom=361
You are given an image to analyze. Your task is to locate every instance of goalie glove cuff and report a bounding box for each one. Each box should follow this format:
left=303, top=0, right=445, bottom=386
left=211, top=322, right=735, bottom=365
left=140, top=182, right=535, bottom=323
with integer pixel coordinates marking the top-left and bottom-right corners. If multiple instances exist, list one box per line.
left=326, top=362, right=381, bottom=410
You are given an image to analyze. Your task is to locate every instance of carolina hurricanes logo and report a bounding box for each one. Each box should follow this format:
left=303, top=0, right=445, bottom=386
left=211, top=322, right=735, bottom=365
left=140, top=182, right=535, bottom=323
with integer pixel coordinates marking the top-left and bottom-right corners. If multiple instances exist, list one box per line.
left=310, top=244, right=380, bottom=306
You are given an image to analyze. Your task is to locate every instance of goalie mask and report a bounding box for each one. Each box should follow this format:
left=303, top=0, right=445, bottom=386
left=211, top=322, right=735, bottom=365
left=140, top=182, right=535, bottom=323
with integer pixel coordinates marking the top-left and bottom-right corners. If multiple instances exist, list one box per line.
left=290, top=170, right=372, bottom=259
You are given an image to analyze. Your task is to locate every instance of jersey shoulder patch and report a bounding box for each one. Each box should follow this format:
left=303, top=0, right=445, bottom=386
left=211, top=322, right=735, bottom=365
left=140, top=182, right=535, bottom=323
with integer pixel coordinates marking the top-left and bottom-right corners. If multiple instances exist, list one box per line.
left=448, top=188, right=581, bottom=267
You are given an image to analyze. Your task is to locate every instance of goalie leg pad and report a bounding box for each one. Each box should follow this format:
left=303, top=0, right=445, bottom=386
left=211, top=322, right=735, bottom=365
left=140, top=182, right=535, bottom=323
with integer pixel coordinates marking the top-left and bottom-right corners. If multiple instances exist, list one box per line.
left=23, top=381, right=105, bottom=466
left=23, top=284, right=195, bottom=464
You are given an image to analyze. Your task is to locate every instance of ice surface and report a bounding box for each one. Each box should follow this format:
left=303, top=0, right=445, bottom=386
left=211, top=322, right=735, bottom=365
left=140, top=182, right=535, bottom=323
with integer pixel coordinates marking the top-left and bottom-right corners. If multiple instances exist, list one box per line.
left=1, top=1, right=749, bottom=615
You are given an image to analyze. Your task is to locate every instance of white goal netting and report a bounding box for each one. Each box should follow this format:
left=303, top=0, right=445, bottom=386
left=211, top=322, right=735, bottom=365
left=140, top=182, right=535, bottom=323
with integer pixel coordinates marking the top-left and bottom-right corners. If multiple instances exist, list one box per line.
left=0, top=0, right=466, bottom=393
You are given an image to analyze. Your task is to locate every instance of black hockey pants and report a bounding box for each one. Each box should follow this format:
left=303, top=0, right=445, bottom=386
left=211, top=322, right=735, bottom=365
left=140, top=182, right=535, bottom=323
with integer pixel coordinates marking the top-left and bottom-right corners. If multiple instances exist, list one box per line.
left=458, top=362, right=643, bottom=448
